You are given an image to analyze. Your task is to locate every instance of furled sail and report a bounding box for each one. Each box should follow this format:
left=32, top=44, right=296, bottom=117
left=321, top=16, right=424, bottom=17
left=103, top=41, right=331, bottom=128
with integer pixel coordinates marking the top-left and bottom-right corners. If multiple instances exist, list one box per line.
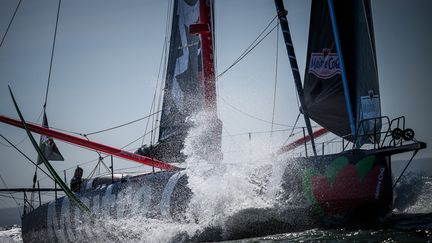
left=303, top=0, right=381, bottom=145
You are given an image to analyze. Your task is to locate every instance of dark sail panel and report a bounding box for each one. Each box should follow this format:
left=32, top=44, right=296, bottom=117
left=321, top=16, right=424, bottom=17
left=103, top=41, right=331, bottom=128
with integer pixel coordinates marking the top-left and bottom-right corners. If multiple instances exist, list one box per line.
left=136, top=0, right=219, bottom=163
left=158, top=0, right=205, bottom=143
left=304, top=0, right=381, bottom=144
left=333, top=0, right=381, bottom=144
left=303, top=0, right=352, bottom=139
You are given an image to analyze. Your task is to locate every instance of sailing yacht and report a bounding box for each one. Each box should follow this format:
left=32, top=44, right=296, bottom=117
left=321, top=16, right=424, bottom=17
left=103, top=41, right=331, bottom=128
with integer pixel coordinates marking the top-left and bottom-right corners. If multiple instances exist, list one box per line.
left=0, top=0, right=426, bottom=241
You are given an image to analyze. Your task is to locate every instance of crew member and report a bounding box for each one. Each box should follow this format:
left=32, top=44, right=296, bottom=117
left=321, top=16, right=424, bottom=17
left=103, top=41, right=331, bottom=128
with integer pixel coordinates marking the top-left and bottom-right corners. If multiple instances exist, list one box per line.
left=70, top=166, right=84, bottom=192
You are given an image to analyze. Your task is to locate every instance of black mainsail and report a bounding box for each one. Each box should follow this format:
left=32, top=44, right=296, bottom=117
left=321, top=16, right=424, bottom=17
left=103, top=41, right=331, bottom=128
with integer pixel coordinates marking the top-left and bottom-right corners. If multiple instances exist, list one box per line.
left=159, top=0, right=204, bottom=143
left=303, top=0, right=381, bottom=145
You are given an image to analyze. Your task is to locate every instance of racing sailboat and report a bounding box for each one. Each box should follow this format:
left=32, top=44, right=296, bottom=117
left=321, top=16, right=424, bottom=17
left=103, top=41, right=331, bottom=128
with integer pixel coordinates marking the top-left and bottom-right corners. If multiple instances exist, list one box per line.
left=0, top=0, right=427, bottom=241
left=275, top=0, right=426, bottom=221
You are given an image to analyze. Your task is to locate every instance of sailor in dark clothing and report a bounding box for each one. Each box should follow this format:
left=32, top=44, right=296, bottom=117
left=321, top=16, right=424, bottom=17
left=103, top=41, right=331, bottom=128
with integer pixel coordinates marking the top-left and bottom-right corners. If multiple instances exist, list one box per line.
left=70, top=166, right=83, bottom=192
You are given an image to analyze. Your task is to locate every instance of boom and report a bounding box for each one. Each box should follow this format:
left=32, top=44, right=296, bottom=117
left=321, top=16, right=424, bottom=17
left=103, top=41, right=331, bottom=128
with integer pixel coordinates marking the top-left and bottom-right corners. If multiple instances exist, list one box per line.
left=0, top=115, right=178, bottom=171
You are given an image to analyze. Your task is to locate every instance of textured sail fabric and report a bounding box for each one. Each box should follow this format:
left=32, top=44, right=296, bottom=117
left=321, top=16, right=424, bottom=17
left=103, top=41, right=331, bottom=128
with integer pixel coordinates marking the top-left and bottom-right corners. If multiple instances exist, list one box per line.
left=303, top=0, right=381, bottom=144
left=335, top=0, right=381, bottom=144
left=37, top=112, right=64, bottom=164
left=158, top=0, right=206, bottom=142
left=303, top=0, right=351, bottom=140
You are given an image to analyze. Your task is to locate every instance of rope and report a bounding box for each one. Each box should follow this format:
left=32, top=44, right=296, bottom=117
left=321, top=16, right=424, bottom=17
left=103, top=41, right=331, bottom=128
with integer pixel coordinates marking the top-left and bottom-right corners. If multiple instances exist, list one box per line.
left=141, top=0, right=173, bottom=147
left=218, top=95, right=292, bottom=127
left=222, top=126, right=244, bottom=153
left=223, top=128, right=301, bottom=138
left=218, top=15, right=279, bottom=79
left=44, top=0, right=62, bottom=110
left=0, top=133, right=28, bottom=148
left=0, top=134, right=55, bottom=182
left=35, top=111, right=162, bottom=139
left=114, top=164, right=145, bottom=172
left=0, top=194, right=25, bottom=202
left=0, top=172, right=21, bottom=215
left=270, top=24, right=279, bottom=140
left=0, top=108, right=44, bottom=148
left=282, top=112, right=301, bottom=145
left=84, top=110, right=161, bottom=136
left=393, top=150, right=419, bottom=189
left=0, top=0, right=22, bottom=50
left=141, top=8, right=170, bottom=146
left=35, top=125, right=160, bottom=183
left=218, top=22, right=279, bottom=79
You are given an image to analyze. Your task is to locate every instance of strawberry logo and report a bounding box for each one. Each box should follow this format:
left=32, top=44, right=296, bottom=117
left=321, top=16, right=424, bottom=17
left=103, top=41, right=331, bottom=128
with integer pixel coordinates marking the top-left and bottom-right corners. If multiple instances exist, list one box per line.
left=303, top=155, right=385, bottom=213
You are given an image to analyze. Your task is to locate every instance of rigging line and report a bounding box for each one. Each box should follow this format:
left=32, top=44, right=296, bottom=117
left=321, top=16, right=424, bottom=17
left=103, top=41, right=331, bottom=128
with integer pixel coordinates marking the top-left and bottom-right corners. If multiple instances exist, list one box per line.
left=270, top=24, right=279, bottom=140
left=0, top=134, right=27, bottom=148
left=222, top=126, right=244, bottom=153
left=217, top=22, right=279, bottom=79
left=223, top=128, right=301, bottom=138
left=152, top=0, right=173, bottom=145
left=0, top=172, right=21, bottom=215
left=44, top=110, right=162, bottom=137
left=0, top=134, right=55, bottom=182
left=86, top=160, right=99, bottom=179
left=0, top=0, right=22, bottom=50
left=44, top=0, right=62, bottom=110
left=41, top=125, right=82, bottom=137
left=81, top=135, right=110, bottom=178
left=61, top=157, right=101, bottom=176
left=0, top=194, right=25, bottom=201
left=141, top=59, right=163, bottom=146
left=37, top=122, right=163, bottom=182
left=39, top=124, right=160, bottom=182
left=114, top=164, right=145, bottom=172
left=141, top=0, right=171, bottom=147
left=121, top=124, right=160, bottom=150
left=218, top=94, right=292, bottom=127
left=393, top=150, right=419, bottom=189
left=0, top=108, right=44, bottom=148
left=217, top=14, right=278, bottom=78
left=84, top=110, right=161, bottom=136
left=282, top=112, right=301, bottom=145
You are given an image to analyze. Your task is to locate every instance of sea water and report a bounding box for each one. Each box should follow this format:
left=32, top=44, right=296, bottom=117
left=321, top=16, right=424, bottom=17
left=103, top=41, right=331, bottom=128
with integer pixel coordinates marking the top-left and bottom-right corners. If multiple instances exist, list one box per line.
left=1, top=112, right=431, bottom=242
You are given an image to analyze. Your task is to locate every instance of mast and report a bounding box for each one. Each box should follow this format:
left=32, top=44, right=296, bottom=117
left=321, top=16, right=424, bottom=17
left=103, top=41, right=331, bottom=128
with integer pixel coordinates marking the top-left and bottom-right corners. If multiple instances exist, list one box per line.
left=151, top=0, right=221, bottom=163
left=274, top=0, right=317, bottom=156
left=195, top=0, right=217, bottom=111
left=191, top=0, right=223, bottom=161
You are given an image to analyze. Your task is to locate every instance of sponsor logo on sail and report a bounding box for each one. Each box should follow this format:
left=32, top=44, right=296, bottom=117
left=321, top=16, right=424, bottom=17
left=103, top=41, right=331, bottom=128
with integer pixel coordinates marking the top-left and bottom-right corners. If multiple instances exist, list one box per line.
left=309, top=48, right=341, bottom=79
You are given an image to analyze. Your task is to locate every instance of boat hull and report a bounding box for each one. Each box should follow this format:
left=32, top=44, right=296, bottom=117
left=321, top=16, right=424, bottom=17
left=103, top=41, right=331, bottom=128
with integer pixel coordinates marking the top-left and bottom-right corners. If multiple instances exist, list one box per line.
left=282, top=150, right=393, bottom=224
left=21, top=150, right=393, bottom=242
left=21, top=170, right=190, bottom=242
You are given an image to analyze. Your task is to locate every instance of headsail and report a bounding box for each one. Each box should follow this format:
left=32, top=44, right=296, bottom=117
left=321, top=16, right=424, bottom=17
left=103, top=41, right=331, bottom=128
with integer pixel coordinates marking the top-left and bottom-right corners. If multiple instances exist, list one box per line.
left=303, top=0, right=381, bottom=145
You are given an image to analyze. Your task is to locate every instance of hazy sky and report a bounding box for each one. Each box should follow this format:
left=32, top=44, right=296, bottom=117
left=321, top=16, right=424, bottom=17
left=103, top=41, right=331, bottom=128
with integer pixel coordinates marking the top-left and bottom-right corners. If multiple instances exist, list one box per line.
left=0, top=0, right=431, bottom=210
